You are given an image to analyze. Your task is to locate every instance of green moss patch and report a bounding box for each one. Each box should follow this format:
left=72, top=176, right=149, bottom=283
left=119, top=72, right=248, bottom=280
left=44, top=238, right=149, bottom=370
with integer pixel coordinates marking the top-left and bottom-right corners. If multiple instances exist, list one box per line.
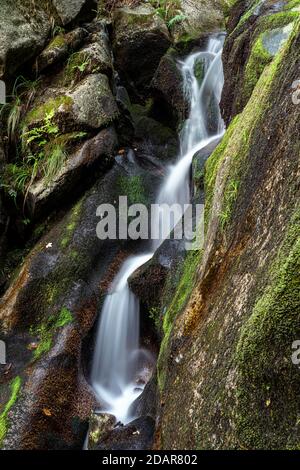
left=235, top=209, right=300, bottom=449
left=158, top=249, right=203, bottom=391
left=31, top=307, right=74, bottom=361
left=243, top=10, right=298, bottom=101
left=0, top=377, right=22, bottom=446
left=204, top=40, right=286, bottom=232
left=25, top=95, right=73, bottom=125
left=118, top=175, right=148, bottom=206
left=60, top=199, right=83, bottom=249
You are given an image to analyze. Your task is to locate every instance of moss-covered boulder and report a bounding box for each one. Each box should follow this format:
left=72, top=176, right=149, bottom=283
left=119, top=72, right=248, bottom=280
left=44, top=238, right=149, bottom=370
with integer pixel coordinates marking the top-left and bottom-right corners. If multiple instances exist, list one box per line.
left=94, top=416, right=155, bottom=450
left=0, top=148, right=163, bottom=449
left=133, top=116, right=179, bottom=162
left=112, top=5, right=171, bottom=95
left=24, top=73, right=118, bottom=134
left=34, top=28, right=87, bottom=74
left=157, top=15, right=300, bottom=450
left=171, top=0, right=225, bottom=44
left=26, top=126, right=118, bottom=218
left=221, top=0, right=300, bottom=124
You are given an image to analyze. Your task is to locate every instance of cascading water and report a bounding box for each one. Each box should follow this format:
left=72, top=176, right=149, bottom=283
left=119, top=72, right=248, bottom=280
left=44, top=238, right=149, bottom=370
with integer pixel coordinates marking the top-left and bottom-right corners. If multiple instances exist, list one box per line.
left=154, top=36, right=225, bottom=246
left=91, top=34, right=225, bottom=425
left=91, top=253, right=153, bottom=423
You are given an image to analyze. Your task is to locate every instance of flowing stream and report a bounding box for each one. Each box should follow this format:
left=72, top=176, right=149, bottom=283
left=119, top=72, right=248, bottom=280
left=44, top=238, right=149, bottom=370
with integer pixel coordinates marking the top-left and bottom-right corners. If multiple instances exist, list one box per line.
left=91, top=34, right=225, bottom=424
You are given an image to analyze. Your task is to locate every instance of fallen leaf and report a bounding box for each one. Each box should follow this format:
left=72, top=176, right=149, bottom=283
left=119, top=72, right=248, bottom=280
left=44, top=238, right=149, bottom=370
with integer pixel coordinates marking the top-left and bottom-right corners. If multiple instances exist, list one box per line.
left=43, top=408, right=52, bottom=417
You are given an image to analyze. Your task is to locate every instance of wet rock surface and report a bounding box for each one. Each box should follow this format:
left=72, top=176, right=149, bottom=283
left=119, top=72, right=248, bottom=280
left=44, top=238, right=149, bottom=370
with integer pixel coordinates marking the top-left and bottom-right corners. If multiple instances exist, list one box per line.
left=87, top=412, right=116, bottom=450
left=95, top=416, right=155, bottom=450
left=112, top=5, right=171, bottom=96
left=0, top=148, right=163, bottom=448
left=151, top=48, right=188, bottom=125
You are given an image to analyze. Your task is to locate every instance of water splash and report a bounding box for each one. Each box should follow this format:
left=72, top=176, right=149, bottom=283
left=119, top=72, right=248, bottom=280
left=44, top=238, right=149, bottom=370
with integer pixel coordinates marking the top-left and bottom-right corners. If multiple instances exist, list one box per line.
left=91, top=34, right=225, bottom=424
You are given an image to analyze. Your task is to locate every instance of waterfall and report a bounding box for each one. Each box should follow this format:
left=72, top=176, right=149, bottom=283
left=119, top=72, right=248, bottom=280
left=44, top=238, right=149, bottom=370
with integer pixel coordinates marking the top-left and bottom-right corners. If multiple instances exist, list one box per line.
left=91, top=34, right=225, bottom=424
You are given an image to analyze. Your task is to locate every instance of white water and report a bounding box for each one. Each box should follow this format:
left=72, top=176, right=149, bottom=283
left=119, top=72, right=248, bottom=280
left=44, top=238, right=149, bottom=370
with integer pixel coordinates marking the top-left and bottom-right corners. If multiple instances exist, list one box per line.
left=91, top=35, right=225, bottom=424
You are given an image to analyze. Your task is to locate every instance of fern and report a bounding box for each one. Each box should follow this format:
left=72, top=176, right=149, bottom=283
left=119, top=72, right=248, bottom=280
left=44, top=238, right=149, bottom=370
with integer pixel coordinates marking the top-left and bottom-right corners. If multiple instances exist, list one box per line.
left=167, top=13, right=187, bottom=29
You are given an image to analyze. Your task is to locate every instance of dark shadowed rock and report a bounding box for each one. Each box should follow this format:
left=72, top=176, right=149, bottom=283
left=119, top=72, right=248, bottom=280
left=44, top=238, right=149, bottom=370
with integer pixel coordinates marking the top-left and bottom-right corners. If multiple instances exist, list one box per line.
left=95, top=416, right=155, bottom=450
left=112, top=5, right=171, bottom=95
left=129, top=260, right=168, bottom=312
left=52, top=0, right=97, bottom=26
left=129, top=375, right=157, bottom=421
left=151, top=48, right=188, bottom=125
left=87, top=412, right=116, bottom=450
left=220, top=0, right=296, bottom=124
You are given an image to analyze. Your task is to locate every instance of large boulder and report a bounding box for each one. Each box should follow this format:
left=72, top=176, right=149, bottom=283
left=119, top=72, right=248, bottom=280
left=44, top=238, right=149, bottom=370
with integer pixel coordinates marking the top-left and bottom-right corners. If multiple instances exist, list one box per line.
left=0, top=1, right=51, bottom=78
left=158, top=17, right=300, bottom=450
left=70, top=74, right=119, bottom=129
left=0, top=150, right=163, bottom=449
left=133, top=116, right=179, bottom=162
left=220, top=0, right=299, bottom=124
left=171, top=0, right=225, bottom=43
left=24, top=73, right=119, bottom=133
left=112, top=5, right=171, bottom=95
left=26, top=126, right=118, bottom=218
left=151, top=48, right=188, bottom=125
left=52, top=0, right=97, bottom=25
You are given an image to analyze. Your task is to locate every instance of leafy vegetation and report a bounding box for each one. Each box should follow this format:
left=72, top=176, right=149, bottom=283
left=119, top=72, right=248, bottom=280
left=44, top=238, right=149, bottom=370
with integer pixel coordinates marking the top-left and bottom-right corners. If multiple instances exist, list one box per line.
left=64, top=52, right=91, bottom=85
left=149, top=0, right=187, bottom=29
left=0, top=76, right=40, bottom=144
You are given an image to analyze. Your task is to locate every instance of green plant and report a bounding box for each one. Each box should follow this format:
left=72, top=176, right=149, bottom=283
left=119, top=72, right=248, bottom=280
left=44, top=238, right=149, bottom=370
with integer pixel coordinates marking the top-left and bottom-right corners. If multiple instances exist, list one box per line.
left=167, top=13, right=187, bottom=29
left=22, top=109, right=59, bottom=149
left=51, top=25, right=65, bottom=37
left=149, top=0, right=186, bottom=28
left=0, top=76, right=40, bottom=143
left=42, top=144, right=67, bottom=184
left=149, top=306, right=161, bottom=330
left=65, top=52, right=91, bottom=84
left=219, top=179, right=240, bottom=230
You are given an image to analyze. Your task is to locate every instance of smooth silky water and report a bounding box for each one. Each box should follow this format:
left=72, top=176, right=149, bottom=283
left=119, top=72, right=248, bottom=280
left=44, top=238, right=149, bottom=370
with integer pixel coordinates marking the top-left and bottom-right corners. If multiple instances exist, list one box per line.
left=91, top=34, right=225, bottom=425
